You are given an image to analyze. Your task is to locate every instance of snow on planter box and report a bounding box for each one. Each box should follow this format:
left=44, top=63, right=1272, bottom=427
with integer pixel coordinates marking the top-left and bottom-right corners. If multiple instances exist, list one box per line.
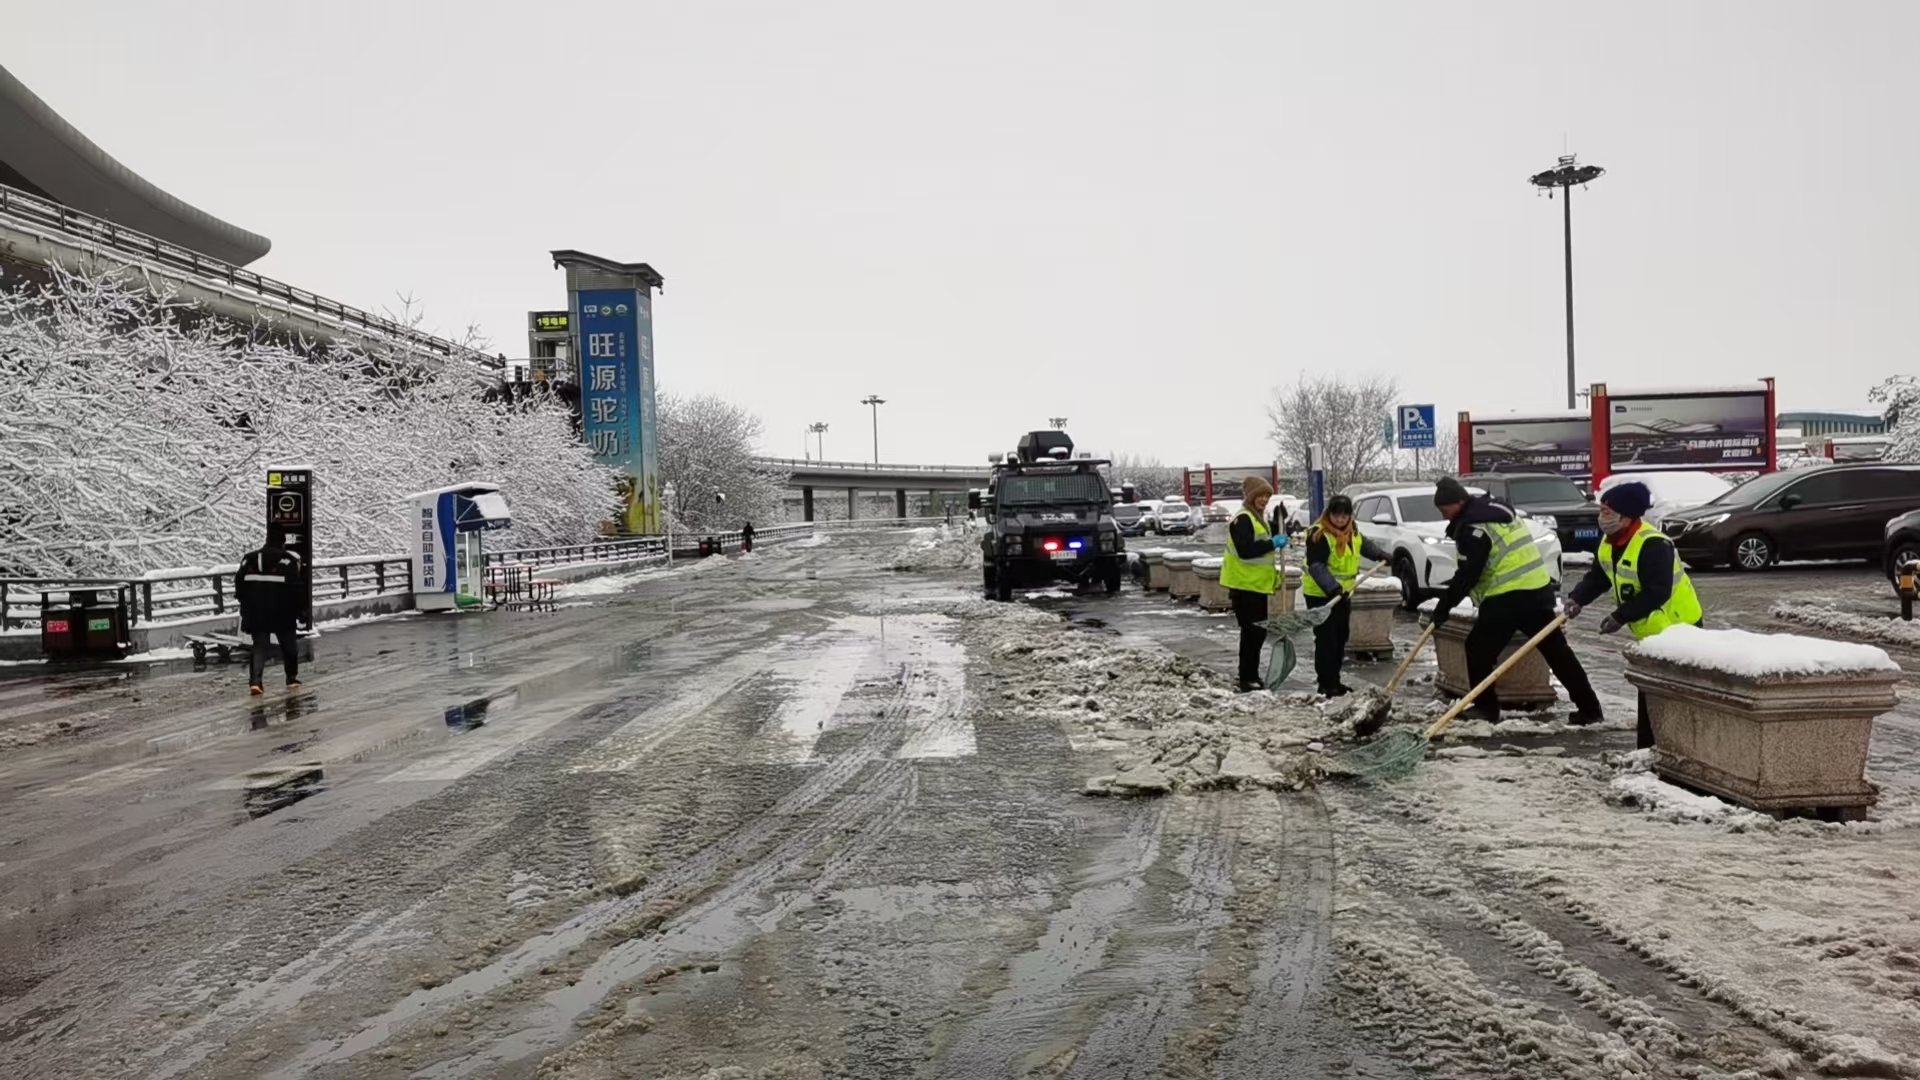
left=1624, top=625, right=1901, bottom=819
left=1417, top=598, right=1558, bottom=712
left=1191, top=557, right=1229, bottom=611
left=1347, top=575, right=1402, bottom=658
left=1162, top=551, right=1200, bottom=599
left=1139, top=549, right=1173, bottom=591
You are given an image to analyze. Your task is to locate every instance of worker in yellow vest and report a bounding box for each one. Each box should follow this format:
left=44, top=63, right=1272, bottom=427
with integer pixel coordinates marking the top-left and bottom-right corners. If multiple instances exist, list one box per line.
left=1221, top=476, right=1291, bottom=691
left=1430, top=477, right=1604, bottom=724
left=1300, top=494, right=1393, bottom=697
left=1565, top=481, right=1704, bottom=749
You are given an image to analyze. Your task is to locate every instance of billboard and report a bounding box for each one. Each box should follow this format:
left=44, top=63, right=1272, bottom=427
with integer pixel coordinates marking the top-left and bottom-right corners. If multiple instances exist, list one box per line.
left=1598, top=383, right=1771, bottom=474
left=576, top=288, right=661, bottom=533
left=1460, top=412, right=1592, bottom=477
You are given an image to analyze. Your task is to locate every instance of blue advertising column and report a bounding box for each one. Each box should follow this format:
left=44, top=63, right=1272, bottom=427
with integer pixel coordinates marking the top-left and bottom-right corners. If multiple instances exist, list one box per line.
left=553, top=251, right=665, bottom=534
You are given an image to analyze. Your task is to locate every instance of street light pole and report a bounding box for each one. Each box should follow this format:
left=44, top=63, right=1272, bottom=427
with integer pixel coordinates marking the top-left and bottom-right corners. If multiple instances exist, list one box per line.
left=1529, top=153, right=1605, bottom=410
left=1048, top=416, right=1068, bottom=429
left=808, top=421, right=828, bottom=461
left=860, top=396, right=885, bottom=463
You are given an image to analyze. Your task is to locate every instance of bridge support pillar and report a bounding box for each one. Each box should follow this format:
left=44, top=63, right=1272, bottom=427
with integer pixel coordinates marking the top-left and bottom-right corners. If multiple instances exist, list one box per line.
left=802, top=486, right=814, bottom=522
left=848, top=487, right=857, bottom=519
left=896, top=489, right=908, bottom=519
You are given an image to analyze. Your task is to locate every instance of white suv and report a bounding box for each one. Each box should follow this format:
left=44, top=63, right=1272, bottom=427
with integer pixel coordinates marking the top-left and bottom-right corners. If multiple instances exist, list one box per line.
left=1351, top=486, right=1566, bottom=610
left=1149, top=500, right=1195, bottom=535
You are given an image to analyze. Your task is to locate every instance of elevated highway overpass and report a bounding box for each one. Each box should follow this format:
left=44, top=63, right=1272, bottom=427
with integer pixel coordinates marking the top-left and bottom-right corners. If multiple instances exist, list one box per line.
left=756, top=458, right=991, bottom=521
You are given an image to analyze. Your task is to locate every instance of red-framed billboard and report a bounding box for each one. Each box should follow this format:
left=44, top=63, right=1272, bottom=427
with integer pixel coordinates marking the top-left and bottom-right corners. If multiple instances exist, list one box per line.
left=1182, top=464, right=1280, bottom=505
left=1590, top=379, right=1776, bottom=485
left=1456, top=411, right=1593, bottom=478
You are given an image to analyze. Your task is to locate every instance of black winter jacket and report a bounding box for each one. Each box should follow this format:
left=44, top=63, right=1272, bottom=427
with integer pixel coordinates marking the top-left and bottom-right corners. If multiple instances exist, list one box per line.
left=236, top=545, right=304, bottom=630
left=1436, top=496, right=1547, bottom=612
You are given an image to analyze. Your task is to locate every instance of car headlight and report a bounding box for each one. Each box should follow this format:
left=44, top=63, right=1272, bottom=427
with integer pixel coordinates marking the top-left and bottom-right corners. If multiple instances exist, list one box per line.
left=1535, top=515, right=1558, bottom=531
left=1699, top=512, right=1731, bottom=529
left=1420, top=535, right=1441, bottom=546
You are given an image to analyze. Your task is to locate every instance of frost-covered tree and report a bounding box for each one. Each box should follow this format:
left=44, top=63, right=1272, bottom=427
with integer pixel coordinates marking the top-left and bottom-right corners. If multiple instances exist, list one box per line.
left=657, top=392, right=789, bottom=531
left=1871, top=375, right=1919, bottom=462
left=0, top=270, right=620, bottom=578
left=1265, top=373, right=1401, bottom=492
left=1104, top=454, right=1188, bottom=501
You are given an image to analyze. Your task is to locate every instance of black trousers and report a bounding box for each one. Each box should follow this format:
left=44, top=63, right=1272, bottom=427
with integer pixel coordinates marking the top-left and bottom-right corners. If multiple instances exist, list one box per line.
left=249, top=624, right=299, bottom=686
left=1463, top=588, right=1602, bottom=716
left=1304, top=592, right=1351, bottom=693
left=1229, top=588, right=1269, bottom=686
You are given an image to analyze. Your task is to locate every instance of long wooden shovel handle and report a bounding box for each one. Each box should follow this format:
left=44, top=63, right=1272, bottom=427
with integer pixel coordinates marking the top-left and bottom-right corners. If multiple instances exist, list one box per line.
left=1382, top=622, right=1437, bottom=697
left=1423, top=613, right=1571, bottom=740
left=1325, top=559, right=1394, bottom=611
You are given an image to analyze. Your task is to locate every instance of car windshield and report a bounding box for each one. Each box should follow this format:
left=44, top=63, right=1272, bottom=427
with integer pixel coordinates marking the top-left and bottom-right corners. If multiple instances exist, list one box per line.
left=1112, top=505, right=1143, bottom=518
left=1395, top=496, right=1445, bottom=523
left=1160, top=503, right=1188, bottom=514
left=998, top=474, right=1108, bottom=505
left=1505, top=477, right=1584, bottom=504
left=1705, top=470, right=1803, bottom=507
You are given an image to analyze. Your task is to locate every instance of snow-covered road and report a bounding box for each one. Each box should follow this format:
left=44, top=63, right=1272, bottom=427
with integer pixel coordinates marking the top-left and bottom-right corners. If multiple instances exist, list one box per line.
left=1, top=534, right=1917, bottom=1079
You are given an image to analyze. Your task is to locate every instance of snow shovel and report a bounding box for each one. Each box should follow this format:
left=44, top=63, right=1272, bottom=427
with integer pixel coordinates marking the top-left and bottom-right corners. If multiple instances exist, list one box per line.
left=1336, top=613, right=1571, bottom=781
left=1352, top=620, right=1438, bottom=738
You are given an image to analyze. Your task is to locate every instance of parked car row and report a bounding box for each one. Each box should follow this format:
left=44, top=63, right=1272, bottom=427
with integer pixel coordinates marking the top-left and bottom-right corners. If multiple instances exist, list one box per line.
left=1107, top=498, right=1197, bottom=536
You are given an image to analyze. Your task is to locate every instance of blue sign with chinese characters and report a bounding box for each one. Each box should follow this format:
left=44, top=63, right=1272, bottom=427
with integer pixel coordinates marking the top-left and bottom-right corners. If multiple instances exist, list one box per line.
left=1397, top=404, right=1437, bottom=449
left=576, top=288, right=659, bottom=532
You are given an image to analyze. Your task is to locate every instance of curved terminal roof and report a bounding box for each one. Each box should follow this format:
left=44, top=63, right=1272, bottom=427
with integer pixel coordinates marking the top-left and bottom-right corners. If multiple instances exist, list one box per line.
left=0, top=61, right=270, bottom=265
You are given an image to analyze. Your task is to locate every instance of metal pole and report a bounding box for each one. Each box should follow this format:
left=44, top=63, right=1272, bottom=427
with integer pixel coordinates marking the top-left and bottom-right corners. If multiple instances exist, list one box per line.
left=1563, top=183, right=1576, bottom=411
left=870, top=404, right=879, bottom=463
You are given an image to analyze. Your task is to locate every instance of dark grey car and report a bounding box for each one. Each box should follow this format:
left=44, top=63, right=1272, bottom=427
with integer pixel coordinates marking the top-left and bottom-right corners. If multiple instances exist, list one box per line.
left=1661, top=463, right=1920, bottom=571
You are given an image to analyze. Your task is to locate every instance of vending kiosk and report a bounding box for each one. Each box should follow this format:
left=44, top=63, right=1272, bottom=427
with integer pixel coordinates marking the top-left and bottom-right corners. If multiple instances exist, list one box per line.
left=405, top=483, right=513, bottom=612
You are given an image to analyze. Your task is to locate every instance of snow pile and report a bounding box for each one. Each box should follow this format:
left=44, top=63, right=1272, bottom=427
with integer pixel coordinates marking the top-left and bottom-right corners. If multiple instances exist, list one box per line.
left=949, top=601, right=1347, bottom=795
left=1630, top=624, right=1899, bottom=678
left=556, top=565, right=665, bottom=597
left=887, top=525, right=981, bottom=572
left=1603, top=751, right=1773, bottom=830
left=1769, top=598, right=1920, bottom=650
left=1357, top=576, right=1402, bottom=593
left=1191, top=556, right=1224, bottom=571
left=0, top=270, right=619, bottom=578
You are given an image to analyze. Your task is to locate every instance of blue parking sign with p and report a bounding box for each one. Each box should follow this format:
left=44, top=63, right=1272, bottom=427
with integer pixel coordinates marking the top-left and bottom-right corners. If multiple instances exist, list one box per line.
left=1398, top=404, right=1436, bottom=449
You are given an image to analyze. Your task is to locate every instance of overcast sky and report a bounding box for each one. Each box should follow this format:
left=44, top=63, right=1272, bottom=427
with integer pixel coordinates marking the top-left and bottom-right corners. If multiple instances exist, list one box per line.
left=6, top=1, right=1915, bottom=467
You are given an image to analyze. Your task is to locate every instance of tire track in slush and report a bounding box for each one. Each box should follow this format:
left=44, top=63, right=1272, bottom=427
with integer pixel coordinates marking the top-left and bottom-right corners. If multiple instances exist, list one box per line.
left=1212, top=790, right=1337, bottom=1080
left=936, top=800, right=1171, bottom=1079
left=1061, top=797, right=1236, bottom=1080
left=272, top=619, right=947, bottom=1078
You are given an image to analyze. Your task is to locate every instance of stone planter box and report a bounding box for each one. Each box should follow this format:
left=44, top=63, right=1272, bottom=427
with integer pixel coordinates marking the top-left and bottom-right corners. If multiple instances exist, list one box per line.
left=1141, top=549, right=1172, bottom=591
left=1163, top=551, right=1200, bottom=599
left=1347, top=577, right=1401, bottom=659
left=1625, top=628, right=1900, bottom=819
left=1193, top=557, right=1228, bottom=611
left=1432, top=603, right=1557, bottom=711
left=1269, top=565, right=1302, bottom=617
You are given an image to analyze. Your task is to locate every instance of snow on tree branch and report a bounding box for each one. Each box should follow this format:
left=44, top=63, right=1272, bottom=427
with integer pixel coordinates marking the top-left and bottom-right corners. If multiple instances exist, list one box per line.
left=1265, top=374, right=1401, bottom=493
left=1871, top=375, right=1919, bottom=463
left=0, top=269, right=620, bottom=578
left=657, top=392, right=789, bottom=531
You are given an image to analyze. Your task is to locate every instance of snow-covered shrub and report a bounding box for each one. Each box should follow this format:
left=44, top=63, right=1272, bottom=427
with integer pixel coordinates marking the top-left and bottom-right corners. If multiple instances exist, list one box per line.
left=1870, top=374, right=1919, bottom=463
left=0, top=269, right=619, bottom=577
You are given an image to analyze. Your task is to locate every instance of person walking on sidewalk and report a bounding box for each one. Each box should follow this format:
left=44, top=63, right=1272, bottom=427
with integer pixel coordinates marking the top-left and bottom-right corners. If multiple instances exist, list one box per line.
left=1564, top=481, right=1703, bottom=749
left=1300, top=494, right=1393, bottom=698
left=235, top=533, right=304, bottom=695
left=741, top=521, right=756, bottom=553
left=1430, top=476, right=1604, bottom=723
left=1221, top=475, right=1290, bottom=692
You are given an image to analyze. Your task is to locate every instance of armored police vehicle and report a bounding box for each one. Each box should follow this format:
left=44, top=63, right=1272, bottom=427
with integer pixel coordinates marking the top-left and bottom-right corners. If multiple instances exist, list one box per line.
left=970, top=430, right=1127, bottom=601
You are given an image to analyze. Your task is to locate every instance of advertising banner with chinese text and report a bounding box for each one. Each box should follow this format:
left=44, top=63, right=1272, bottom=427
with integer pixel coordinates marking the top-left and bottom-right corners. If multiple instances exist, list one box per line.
left=1464, top=413, right=1592, bottom=477
left=1605, top=389, right=1770, bottom=471
left=576, top=288, right=661, bottom=533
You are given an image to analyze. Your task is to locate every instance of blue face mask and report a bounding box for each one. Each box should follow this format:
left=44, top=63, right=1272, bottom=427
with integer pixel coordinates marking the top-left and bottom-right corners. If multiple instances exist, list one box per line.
left=1598, top=506, right=1625, bottom=534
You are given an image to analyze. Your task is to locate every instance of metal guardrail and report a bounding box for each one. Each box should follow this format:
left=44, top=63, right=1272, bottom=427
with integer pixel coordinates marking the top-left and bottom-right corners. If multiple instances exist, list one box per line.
left=0, top=554, right=412, bottom=633
left=812, top=516, right=954, bottom=531
left=759, top=457, right=988, bottom=477
left=0, top=182, right=486, bottom=364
